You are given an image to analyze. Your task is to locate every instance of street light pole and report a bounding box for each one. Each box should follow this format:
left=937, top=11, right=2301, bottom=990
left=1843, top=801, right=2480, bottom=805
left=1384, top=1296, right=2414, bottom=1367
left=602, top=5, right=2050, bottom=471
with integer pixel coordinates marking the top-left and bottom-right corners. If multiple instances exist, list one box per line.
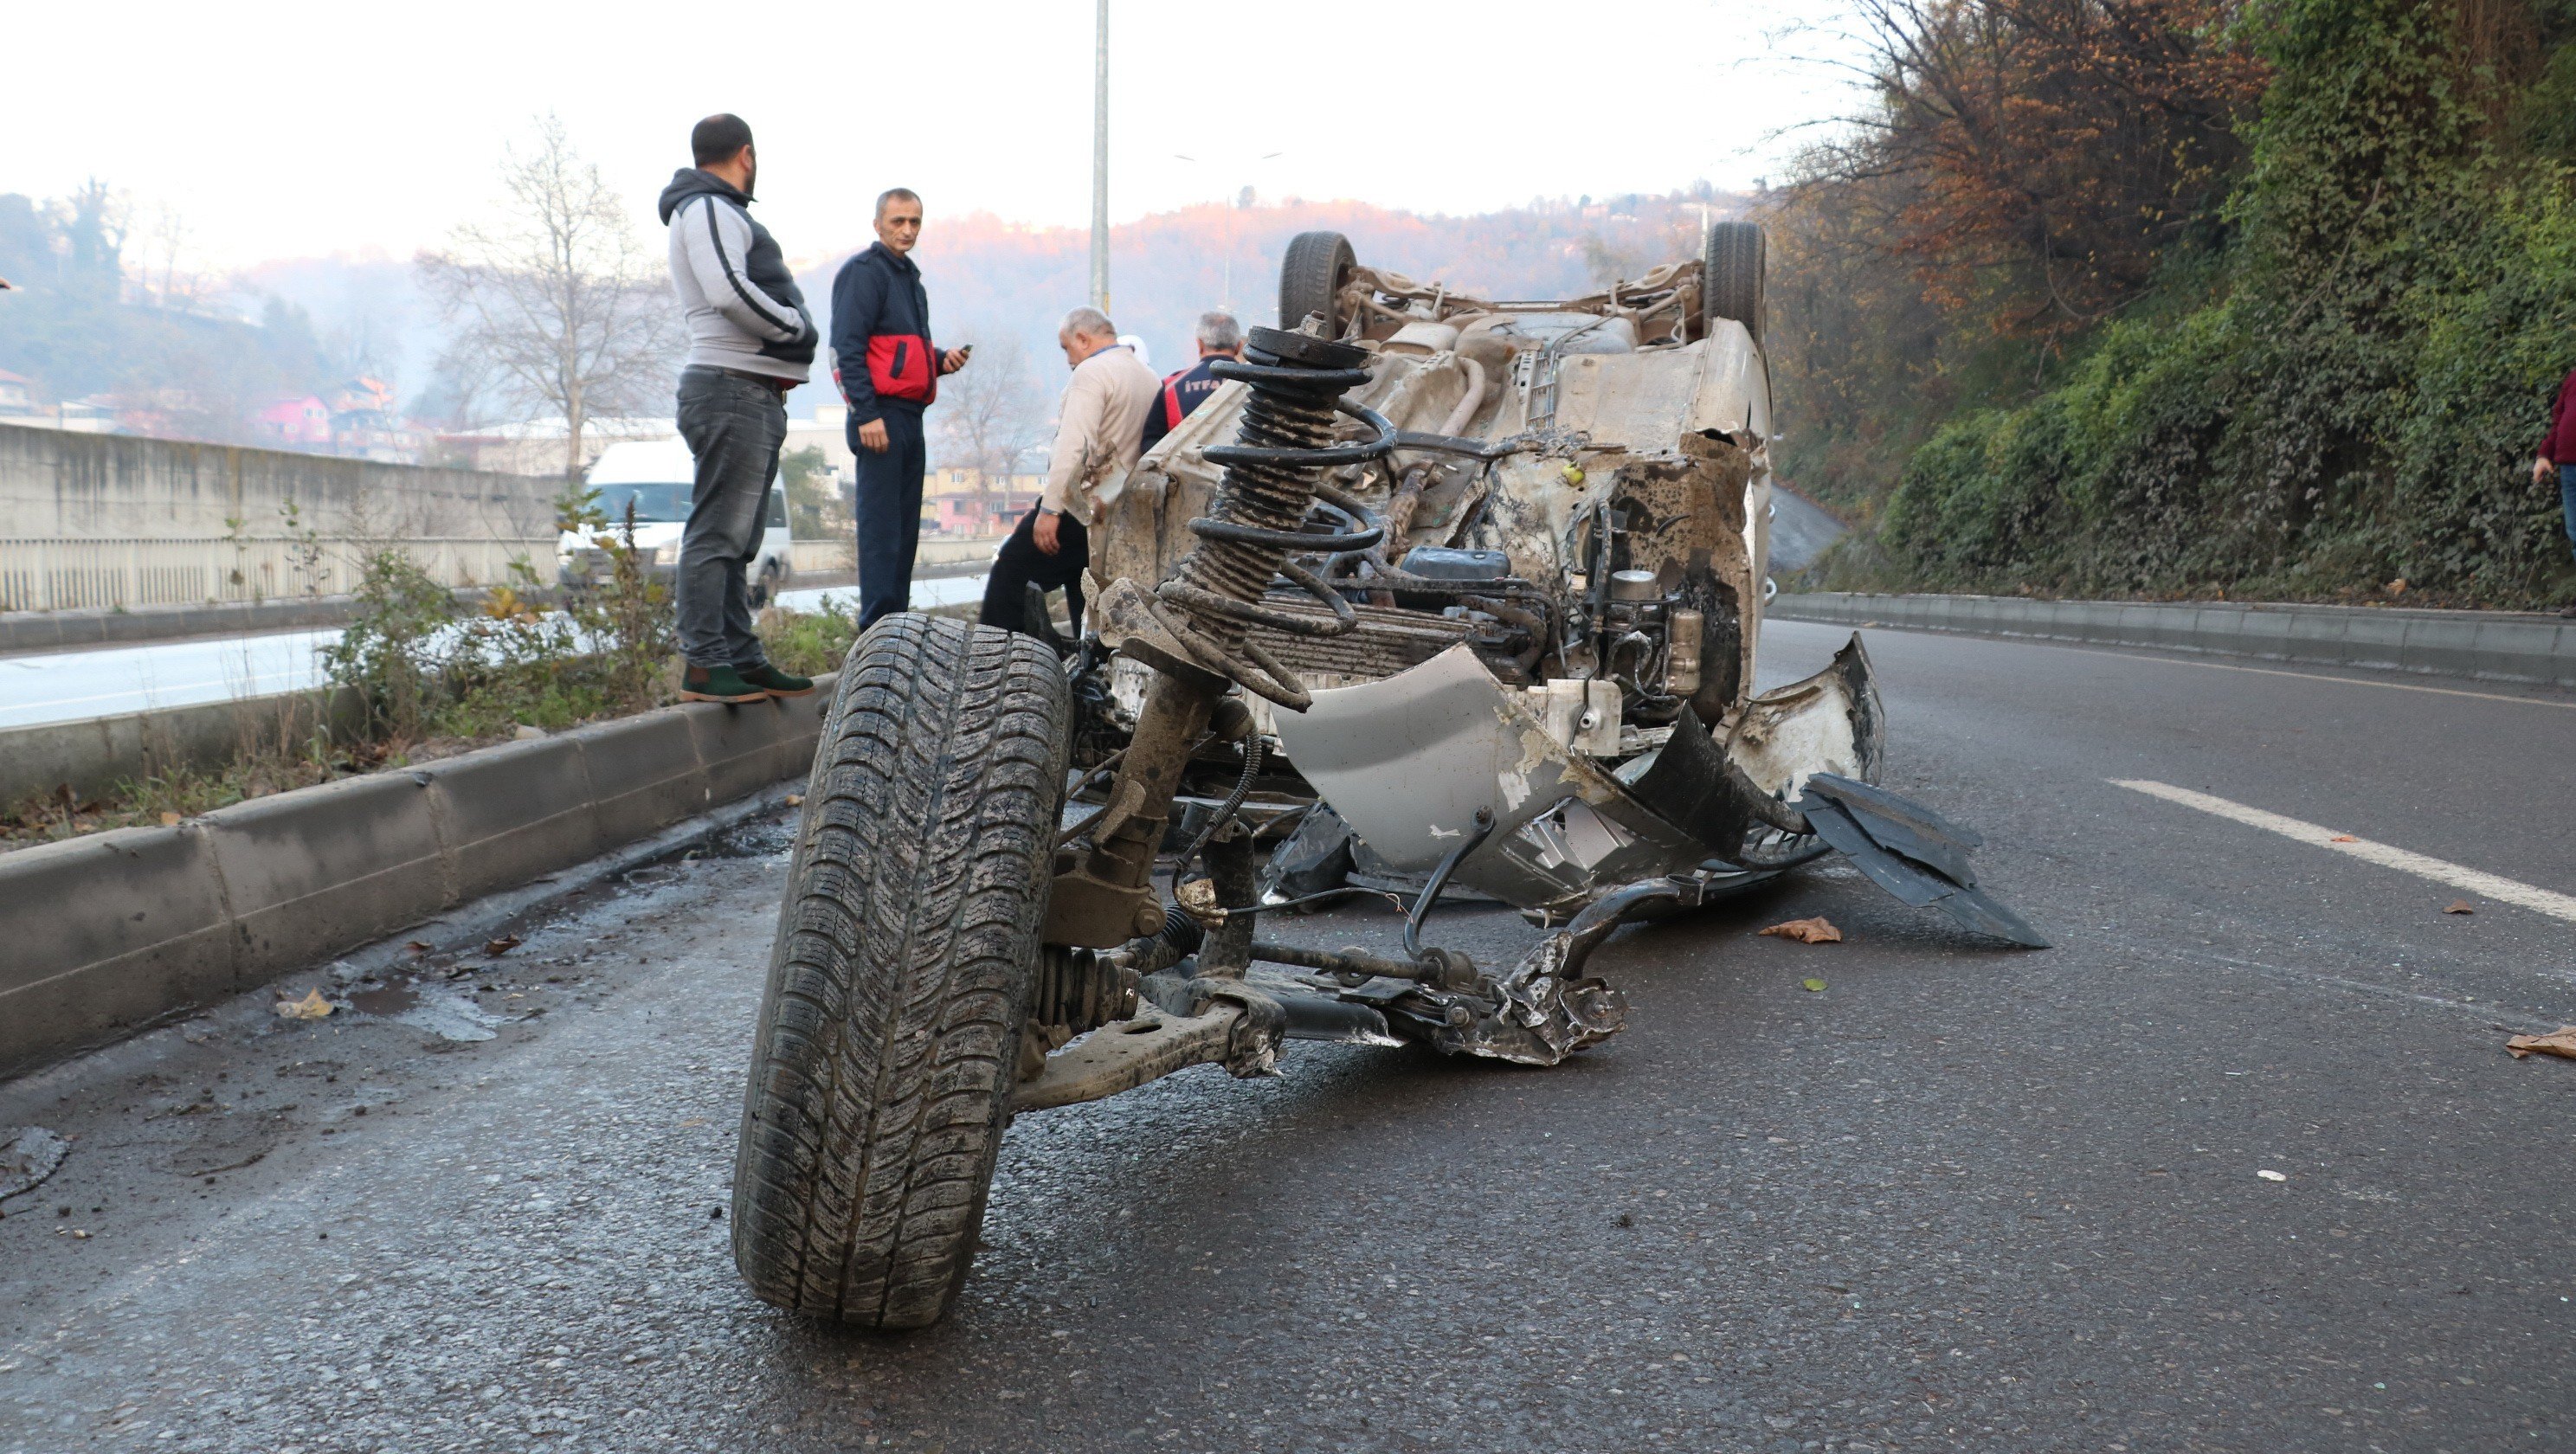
left=1089, top=0, right=1110, bottom=314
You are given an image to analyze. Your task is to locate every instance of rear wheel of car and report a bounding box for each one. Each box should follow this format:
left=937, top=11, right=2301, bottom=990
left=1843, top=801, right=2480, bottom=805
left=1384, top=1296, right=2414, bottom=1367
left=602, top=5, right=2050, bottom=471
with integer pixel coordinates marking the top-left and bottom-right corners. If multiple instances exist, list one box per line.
left=731, top=612, right=1071, bottom=1329
left=1279, top=230, right=1356, bottom=337
left=1703, top=221, right=1766, bottom=347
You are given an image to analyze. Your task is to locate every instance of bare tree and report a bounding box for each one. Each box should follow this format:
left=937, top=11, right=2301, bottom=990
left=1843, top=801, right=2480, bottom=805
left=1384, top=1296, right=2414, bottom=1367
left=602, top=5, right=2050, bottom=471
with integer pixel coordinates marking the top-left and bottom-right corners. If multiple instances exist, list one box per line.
left=419, top=115, right=676, bottom=481
left=931, top=336, right=1049, bottom=531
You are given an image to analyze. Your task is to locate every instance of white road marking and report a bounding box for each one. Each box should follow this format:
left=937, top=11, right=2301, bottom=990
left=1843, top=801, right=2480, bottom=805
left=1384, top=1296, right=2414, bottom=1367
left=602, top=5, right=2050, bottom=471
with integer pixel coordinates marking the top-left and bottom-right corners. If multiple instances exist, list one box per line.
left=2111, top=779, right=2576, bottom=924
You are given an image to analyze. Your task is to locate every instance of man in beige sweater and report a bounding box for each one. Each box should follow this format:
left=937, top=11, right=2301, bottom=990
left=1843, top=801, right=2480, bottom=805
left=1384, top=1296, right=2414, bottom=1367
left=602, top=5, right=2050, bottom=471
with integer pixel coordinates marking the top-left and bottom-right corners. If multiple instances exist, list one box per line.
left=979, top=306, right=1160, bottom=639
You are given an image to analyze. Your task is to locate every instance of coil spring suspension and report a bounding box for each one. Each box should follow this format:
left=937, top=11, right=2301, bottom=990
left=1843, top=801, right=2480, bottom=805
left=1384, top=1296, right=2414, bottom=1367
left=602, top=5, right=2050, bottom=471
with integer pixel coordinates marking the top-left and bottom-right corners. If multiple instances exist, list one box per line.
left=1155, top=325, right=1396, bottom=711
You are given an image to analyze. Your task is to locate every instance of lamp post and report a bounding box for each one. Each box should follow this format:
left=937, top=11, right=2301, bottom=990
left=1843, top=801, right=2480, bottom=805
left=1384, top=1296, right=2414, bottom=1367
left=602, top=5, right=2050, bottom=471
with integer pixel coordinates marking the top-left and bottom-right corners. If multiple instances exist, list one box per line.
left=1089, top=0, right=1110, bottom=313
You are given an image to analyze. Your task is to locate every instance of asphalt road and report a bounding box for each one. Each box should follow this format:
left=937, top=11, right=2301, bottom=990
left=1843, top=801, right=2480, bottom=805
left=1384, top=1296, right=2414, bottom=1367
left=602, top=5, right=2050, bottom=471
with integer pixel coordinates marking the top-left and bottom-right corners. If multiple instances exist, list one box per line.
left=0, top=579, right=987, bottom=730
left=3, top=618, right=2572, bottom=1453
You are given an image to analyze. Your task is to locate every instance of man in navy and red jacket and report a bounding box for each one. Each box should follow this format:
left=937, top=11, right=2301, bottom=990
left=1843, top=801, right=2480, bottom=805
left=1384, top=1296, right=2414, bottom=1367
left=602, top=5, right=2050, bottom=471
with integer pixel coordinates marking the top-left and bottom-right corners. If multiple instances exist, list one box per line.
left=1137, top=310, right=1244, bottom=456
left=830, top=187, right=969, bottom=629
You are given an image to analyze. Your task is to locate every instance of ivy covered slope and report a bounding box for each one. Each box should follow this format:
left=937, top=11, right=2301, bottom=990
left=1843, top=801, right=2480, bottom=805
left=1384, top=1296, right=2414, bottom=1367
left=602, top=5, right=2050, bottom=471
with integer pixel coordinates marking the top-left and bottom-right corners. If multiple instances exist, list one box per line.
left=1780, top=0, right=2576, bottom=609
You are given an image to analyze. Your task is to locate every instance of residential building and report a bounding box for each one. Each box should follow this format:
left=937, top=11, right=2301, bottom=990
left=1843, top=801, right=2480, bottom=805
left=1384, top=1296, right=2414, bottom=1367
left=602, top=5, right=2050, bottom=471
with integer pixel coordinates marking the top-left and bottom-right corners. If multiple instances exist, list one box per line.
left=924, top=468, right=1043, bottom=537
left=256, top=395, right=334, bottom=448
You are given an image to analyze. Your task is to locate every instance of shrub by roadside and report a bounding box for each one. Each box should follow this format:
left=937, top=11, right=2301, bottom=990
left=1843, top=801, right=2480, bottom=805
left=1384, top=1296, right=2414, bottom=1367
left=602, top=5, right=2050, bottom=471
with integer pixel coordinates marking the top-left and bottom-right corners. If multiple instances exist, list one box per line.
left=1, top=514, right=878, bottom=852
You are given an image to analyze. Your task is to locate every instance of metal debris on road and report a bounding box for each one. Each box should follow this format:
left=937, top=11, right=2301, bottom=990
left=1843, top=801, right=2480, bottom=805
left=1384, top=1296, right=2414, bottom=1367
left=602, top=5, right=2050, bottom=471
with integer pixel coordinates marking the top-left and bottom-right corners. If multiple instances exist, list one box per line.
left=1761, top=917, right=1844, bottom=944
left=2505, top=1026, right=2576, bottom=1061
left=0, top=1126, right=71, bottom=1203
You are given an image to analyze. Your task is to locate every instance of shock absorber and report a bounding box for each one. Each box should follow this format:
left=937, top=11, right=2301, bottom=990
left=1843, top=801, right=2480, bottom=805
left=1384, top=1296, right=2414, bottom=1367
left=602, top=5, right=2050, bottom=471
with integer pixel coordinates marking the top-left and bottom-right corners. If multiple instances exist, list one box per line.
left=1042, top=325, right=1394, bottom=949
left=1154, top=325, right=1394, bottom=711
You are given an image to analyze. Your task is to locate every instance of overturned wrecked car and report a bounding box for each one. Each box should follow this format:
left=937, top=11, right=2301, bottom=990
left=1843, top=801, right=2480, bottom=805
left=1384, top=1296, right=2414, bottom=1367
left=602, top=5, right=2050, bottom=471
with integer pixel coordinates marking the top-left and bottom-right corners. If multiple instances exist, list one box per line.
left=730, top=225, right=2043, bottom=1329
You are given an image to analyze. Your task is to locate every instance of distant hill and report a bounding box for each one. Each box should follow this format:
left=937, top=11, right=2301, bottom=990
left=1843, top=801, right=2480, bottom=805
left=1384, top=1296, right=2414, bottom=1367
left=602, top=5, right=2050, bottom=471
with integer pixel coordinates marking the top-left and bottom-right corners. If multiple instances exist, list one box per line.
left=1, top=184, right=1744, bottom=441
left=795, top=187, right=1744, bottom=412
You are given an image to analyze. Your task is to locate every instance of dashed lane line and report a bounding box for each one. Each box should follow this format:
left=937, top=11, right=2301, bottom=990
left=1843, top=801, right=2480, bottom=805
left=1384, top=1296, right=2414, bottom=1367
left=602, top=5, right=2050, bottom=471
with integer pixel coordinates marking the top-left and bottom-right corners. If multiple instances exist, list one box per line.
left=2111, top=779, right=2576, bottom=925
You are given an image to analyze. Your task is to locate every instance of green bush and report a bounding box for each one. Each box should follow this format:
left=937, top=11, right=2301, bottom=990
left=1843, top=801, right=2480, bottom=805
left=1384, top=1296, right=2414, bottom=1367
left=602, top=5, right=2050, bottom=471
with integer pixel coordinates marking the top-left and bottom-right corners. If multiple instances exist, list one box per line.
left=1862, top=0, right=2576, bottom=608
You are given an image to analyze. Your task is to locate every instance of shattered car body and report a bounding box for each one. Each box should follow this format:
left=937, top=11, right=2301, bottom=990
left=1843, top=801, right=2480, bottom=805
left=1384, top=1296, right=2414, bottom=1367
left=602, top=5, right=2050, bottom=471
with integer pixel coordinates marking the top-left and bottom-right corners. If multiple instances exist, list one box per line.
left=729, top=226, right=2045, bottom=1330
left=1043, top=228, right=2043, bottom=1073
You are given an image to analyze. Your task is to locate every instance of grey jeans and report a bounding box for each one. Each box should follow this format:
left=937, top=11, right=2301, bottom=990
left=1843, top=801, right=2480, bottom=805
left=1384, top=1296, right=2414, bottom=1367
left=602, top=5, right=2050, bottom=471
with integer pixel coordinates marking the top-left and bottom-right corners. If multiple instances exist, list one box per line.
left=673, top=366, right=787, bottom=670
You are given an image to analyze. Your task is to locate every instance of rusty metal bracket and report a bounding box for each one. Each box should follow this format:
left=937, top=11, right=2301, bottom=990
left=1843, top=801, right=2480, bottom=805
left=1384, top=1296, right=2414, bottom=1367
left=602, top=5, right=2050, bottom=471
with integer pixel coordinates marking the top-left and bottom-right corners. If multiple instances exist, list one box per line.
left=1008, top=1006, right=1240, bottom=1113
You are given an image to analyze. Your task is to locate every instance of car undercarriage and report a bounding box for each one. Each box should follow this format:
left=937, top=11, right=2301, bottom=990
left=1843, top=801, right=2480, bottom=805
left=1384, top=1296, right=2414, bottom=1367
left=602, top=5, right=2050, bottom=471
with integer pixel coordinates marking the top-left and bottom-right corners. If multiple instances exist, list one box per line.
left=729, top=225, right=2044, bottom=1329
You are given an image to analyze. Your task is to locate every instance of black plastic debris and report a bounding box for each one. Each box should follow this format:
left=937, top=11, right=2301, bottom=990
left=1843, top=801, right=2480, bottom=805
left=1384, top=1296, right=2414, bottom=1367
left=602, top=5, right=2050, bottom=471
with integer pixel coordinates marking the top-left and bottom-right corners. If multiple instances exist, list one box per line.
left=1798, top=774, right=2048, bottom=948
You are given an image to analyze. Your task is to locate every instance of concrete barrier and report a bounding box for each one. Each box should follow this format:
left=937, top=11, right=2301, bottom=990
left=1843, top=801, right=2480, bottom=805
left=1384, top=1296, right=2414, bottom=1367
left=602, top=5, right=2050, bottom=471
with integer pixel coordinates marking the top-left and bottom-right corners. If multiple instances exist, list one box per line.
left=0, top=674, right=837, bottom=1080
left=1772, top=592, right=2576, bottom=690
left=0, top=686, right=366, bottom=808
left=0, top=595, right=363, bottom=655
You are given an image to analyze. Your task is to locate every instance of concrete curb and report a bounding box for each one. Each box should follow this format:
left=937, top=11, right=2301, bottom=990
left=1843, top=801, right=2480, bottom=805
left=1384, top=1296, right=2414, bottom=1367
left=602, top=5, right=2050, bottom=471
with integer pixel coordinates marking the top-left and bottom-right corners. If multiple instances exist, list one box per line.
left=1772, top=592, right=2576, bottom=690
left=0, top=673, right=837, bottom=1081
left=2, top=686, right=370, bottom=814
left=0, top=569, right=865, bottom=658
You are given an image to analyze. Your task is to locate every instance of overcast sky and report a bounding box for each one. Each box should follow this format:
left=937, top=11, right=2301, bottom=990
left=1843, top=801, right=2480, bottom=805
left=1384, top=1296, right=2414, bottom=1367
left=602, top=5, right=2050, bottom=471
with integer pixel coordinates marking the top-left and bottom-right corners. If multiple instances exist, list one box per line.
left=10, top=0, right=1866, bottom=271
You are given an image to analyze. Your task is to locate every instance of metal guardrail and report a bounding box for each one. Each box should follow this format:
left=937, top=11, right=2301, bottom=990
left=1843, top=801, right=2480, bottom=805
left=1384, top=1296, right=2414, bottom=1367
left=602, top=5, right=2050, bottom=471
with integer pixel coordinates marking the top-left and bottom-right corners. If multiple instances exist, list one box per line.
left=0, top=537, right=557, bottom=613
left=1772, top=591, right=2576, bottom=690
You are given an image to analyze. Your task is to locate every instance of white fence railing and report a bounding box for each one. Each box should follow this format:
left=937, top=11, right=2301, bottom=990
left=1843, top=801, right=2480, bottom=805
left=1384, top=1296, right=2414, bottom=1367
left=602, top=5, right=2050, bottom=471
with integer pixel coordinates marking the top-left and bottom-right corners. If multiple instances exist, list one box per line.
left=0, top=537, right=558, bottom=613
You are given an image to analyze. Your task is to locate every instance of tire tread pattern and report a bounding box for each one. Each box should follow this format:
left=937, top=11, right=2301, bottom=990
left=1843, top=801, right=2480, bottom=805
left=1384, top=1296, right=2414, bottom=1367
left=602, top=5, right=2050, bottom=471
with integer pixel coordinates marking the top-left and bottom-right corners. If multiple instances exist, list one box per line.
left=1278, top=230, right=1356, bottom=336
left=731, top=613, right=1069, bottom=1329
left=1703, top=221, right=1766, bottom=347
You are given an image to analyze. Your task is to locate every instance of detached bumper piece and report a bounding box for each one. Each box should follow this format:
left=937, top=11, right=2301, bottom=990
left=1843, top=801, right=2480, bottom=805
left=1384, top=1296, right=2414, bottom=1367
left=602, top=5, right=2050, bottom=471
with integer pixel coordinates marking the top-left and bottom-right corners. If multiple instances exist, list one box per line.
left=1794, top=774, right=2049, bottom=948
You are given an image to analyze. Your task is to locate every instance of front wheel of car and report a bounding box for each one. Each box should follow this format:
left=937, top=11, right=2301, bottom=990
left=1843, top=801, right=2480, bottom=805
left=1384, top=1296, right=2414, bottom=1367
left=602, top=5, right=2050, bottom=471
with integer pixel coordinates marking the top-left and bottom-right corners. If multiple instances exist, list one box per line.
left=731, top=613, right=1071, bottom=1329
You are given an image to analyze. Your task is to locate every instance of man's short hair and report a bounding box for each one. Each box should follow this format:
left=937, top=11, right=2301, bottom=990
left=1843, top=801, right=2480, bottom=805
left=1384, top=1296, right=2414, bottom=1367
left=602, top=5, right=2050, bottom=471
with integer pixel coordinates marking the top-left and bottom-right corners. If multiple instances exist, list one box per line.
left=875, top=188, right=922, bottom=219
left=692, top=114, right=754, bottom=168
left=1060, top=306, right=1116, bottom=339
left=1195, top=311, right=1243, bottom=352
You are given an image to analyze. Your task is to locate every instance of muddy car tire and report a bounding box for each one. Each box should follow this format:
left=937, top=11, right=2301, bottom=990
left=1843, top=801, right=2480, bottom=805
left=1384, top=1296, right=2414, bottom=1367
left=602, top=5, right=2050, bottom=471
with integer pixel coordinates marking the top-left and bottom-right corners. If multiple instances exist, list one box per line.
left=731, top=612, right=1071, bottom=1329
left=1279, top=230, right=1356, bottom=336
left=1703, top=221, right=1766, bottom=346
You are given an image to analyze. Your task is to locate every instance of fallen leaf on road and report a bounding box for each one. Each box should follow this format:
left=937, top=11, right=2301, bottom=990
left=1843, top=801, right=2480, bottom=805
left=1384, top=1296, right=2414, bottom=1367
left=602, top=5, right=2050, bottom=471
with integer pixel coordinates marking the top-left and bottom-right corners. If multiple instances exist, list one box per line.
left=1761, top=917, right=1843, bottom=944
left=677, top=1117, right=708, bottom=1129
left=1800, top=978, right=1828, bottom=993
left=2505, top=1026, right=2576, bottom=1061
left=406, top=941, right=434, bottom=953
left=158, top=811, right=181, bottom=827
left=274, top=989, right=335, bottom=1021
left=483, top=936, right=522, bottom=956
left=2444, top=900, right=2475, bottom=915
left=2257, top=1169, right=2288, bottom=1182
left=783, top=794, right=803, bottom=807
left=2330, top=834, right=2359, bottom=843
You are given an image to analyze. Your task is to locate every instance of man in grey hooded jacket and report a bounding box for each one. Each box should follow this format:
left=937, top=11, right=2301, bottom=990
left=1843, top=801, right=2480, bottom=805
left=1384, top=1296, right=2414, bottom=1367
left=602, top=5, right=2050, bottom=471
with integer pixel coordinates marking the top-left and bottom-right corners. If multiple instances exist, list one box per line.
left=656, top=113, right=818, bottom=704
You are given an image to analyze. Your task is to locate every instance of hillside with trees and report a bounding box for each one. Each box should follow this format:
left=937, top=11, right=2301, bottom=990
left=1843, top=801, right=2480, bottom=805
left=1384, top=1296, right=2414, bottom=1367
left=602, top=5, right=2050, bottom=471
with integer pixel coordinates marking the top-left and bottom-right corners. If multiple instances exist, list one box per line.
left=0, top=185, right=347, bottom=441
left=1775, top=0, right=2576, bottom=609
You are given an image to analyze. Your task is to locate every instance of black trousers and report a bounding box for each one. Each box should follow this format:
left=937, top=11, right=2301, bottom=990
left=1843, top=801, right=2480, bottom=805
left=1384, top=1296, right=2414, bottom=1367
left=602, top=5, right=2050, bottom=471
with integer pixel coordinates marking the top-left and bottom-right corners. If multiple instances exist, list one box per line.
left=979, top=508, right=1089, bottom=638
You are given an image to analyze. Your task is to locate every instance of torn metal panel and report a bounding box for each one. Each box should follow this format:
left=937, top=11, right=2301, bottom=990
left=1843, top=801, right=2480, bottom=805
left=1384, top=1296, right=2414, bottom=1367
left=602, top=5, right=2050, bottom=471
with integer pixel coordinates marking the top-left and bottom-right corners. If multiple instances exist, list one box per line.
left=1271, top=644, right=1706, bottom=915
left=1725, top=632, right=1883, bottom=800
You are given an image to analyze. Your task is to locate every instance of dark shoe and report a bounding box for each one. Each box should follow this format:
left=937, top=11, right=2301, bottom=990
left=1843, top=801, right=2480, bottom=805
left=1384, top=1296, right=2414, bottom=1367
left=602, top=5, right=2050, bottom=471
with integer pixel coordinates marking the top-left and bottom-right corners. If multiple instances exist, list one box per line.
left=681, top=664, right=767, bottom=704
left=736, top=663, right=815, bottom=698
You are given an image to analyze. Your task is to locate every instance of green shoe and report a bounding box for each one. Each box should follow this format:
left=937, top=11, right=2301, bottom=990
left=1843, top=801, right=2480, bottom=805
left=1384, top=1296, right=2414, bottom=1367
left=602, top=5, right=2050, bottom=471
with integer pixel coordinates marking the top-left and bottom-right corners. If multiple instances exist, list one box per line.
left=681, top=663, right=768, bottom=704
left=736, top=663, right=815, bottom=698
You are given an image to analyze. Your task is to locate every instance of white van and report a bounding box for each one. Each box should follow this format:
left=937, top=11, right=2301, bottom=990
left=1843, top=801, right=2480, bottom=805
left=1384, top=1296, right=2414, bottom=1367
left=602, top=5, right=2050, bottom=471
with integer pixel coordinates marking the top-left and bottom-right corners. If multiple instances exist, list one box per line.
left=557, top=439, right=795, bottom=606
